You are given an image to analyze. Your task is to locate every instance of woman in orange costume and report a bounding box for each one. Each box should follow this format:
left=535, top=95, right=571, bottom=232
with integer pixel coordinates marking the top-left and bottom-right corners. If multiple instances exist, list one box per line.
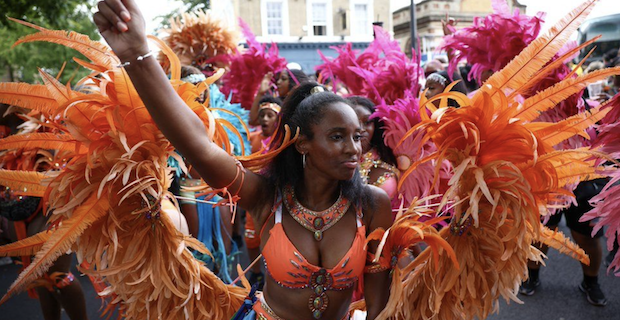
left=93, top=1, right=395, bottom=319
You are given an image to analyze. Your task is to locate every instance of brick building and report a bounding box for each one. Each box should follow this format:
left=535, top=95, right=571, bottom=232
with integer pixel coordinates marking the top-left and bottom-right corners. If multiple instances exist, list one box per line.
left=230, top=0, right=392, bottom=72
left=393, top=0, right=526, bottom=61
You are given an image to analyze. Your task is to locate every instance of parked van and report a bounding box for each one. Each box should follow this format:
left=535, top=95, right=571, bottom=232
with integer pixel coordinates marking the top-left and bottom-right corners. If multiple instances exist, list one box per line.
left=577, top=13, right=620, bottom=63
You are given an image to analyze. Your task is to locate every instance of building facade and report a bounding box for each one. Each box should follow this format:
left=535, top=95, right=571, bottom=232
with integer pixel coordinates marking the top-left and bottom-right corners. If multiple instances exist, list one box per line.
left=231, top=0, right=392, bottom=72
left=393, top=0, right=526, bottom=61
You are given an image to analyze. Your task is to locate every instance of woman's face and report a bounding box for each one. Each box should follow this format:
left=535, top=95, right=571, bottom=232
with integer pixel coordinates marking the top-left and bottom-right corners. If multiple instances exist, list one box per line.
left=276, top=71, right=291, bottom=97
left=424, top=79, right=446, bottom=104
left=259, top=108, right=278, bottom=136
left=302, top=102, right=363, bottom=181
left=351, top=104, right=374, bottom=154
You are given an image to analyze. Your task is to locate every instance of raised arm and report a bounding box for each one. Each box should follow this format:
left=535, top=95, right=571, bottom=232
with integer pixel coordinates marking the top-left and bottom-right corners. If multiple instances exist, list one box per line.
left=441, top=13, right=458, bottom=66
left=249, top=72, right=274, bottom=126
left=93, top=0, right=268, bottom=211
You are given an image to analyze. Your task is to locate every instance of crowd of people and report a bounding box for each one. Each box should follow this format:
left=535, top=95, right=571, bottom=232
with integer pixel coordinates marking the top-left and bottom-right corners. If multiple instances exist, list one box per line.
left=0, top=0, right=619, bottom=320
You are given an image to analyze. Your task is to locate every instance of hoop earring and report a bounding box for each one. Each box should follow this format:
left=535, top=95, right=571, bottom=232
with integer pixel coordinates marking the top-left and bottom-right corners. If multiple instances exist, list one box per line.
left=302, top=153, right=306, bottom=169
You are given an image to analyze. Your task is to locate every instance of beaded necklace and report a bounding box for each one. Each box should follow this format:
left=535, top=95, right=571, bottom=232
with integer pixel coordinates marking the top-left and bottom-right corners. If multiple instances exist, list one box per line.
left=360, top=150, right=398, bottom=187
left=283, top=185, right=350, bottom=241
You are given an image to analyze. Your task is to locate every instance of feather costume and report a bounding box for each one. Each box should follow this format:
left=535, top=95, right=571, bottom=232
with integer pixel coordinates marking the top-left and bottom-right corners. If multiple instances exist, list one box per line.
left=0, top=20, right=252, bottom=319
left=159, top=10, right=239, bottom=75
left=440, top=0, right=545, bottom=84
left=220, top=19, right=287, bottom=110
left=582, top=94, right=620, bottom=275
left=317, top=26, right=422, bottom=105
left=373, top=1, right=620, bottom=319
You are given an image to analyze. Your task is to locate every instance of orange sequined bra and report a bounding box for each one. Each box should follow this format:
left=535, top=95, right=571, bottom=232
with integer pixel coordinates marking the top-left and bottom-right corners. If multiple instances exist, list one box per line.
left=260, top=194, right=367, bottom=319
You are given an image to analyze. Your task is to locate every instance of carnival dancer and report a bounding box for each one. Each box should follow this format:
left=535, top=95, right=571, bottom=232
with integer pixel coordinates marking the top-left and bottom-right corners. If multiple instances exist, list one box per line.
left=347, top=96, right=399, bottom=207
left=373, top=0, right=620, bottom=318
left=439, top=0, right=613, bottom=304
left=1, top=1, right=616, bottom=320
left=0, top=11, right=253, bottom=319
left=94, top=2, right=399, bottom=319
left=0, top=107, right=89, bottom=320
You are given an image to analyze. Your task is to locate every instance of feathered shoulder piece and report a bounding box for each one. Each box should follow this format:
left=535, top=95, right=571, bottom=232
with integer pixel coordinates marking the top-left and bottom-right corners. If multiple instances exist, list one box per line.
left=317, top=25, right=422, bottom=104
left=159, top=10, right=240, bottom=74
left=440, top=0, right=545, bottom=84
left=220, top=18, right=287, bottom=110
left=376, top=1, right=620, bottom=319
left=583, top=94, right=620, bottom=275
left=0, top=20, right=249, bottom=319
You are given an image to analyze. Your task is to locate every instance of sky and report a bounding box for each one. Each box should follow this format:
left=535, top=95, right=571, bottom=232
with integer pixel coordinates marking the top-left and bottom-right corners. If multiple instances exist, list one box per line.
left=137, top=0, right=620, bottom=34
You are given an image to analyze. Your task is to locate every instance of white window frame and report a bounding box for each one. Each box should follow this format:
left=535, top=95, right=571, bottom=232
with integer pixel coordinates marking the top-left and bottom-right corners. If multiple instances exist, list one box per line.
left=261, top=0, right=290, bottom=37
left=349, top=0, right=373, bottom=37
left=306, top=0, right=333, bottom=37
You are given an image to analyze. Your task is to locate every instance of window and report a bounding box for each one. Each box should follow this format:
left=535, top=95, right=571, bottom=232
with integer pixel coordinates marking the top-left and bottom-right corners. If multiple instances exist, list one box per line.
left=261, top=0, right=289, bottom=37
left=350, top=0, right=372, bottom=37
left=352, top=4, right=369, bottom=35
left=266, top=2, right=283, bottom=35
left=312, top=2, right=328, bottom=35
left=307, top=0, right=333, bottom=37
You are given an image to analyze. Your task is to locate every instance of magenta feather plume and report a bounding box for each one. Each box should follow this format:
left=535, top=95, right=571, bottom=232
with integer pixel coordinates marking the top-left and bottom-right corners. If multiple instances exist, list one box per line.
left=440, top=0, right=545, bottom=84
left=581, top=94, right=620, bottom=275
left=582, top=169, right=620, bottom=276
left=592, top=94, right=620, bottom=157
left=316, top=26, right=422, bottom=104
left=220, top=18, right=287, bottom=110
left=316, top=43, right=366, bottom=94
left=373, top=92, right=452, bottom=209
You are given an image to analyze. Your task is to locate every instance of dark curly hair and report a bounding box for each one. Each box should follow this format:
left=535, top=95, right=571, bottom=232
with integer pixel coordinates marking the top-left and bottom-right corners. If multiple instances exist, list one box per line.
left=258, top=95, right=283, bottom=106
left=346, top=96, right=396, bottom=166
left=266, top=82, right=374, bottom=209
left=283, top=69, right=310, bottom=91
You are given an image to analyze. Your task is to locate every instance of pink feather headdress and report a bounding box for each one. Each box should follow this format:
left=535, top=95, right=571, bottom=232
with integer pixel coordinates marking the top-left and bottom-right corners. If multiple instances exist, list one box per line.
left=318, top=26, right=449, bottom=209
left=220, top=19, right=287, bottom=110
left=316, top=26, right=422, bottom=104
left=440, top=0, right=545, bottom=84
left=582, top=94, right=620, bottom=275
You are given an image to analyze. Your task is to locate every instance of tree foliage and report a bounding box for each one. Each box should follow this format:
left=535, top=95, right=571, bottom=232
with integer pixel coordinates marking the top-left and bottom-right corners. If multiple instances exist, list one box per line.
left=155, top=0, right=211, bottom=30
left=0, top=0, right=99, bottom=84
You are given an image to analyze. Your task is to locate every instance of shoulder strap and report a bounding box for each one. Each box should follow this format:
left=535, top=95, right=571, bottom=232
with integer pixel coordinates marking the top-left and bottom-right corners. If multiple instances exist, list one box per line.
left=274, top=195, right=283, bottom=224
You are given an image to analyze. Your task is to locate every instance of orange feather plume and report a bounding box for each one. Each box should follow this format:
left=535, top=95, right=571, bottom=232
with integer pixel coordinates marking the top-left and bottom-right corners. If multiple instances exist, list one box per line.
left=376, top=1, right=619, bottom=319
left=0, top=19, right=251, bottom=319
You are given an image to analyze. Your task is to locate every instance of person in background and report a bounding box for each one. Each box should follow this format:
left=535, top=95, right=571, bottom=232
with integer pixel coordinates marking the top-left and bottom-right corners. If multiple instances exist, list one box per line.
left=245, top=95, right=282, bottom=289
left=347, top=96, right=398, bottom=203
left=603, top=49, right=619, bottom=68
left=276, top=68, right=309, bottom=100
left=423, top=60, right=445, bottom=79
left=424, top=70, right=469, bottom=107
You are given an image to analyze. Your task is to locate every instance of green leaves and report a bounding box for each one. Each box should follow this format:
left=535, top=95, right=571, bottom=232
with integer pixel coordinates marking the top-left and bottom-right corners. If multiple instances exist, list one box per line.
left=0, top=0, right=99, bottom=84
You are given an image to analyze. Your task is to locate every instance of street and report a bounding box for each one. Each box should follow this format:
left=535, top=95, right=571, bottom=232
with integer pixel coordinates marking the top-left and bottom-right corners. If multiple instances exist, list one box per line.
left=0, top=220, right=618, bottom=320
